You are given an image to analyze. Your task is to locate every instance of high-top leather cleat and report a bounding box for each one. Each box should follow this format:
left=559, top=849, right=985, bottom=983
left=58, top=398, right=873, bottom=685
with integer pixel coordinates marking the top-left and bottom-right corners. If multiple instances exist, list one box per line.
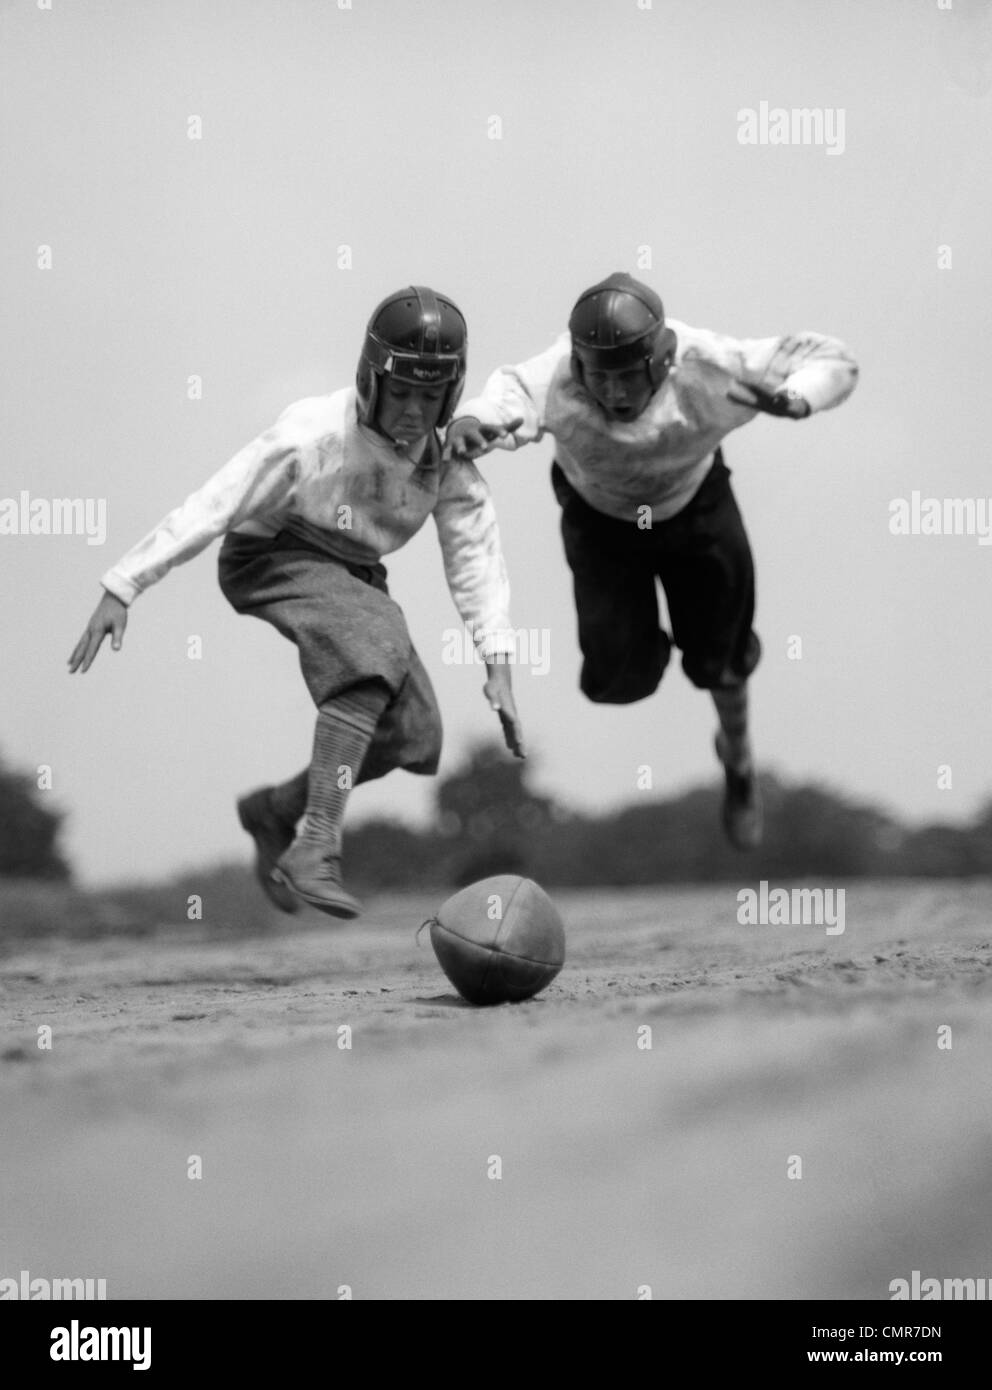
left=274, top=837, right=362, bottom=920
left=715, top=733, right=764, bottom=851
left=237, top=787, right=299, bottom=914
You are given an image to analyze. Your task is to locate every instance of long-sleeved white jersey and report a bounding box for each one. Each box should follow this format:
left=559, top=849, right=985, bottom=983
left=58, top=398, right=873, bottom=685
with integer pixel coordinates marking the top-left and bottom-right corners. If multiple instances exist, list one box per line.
left=100, top=387, right=515, bottom=659
left=454, top=322, right=859, bottom=522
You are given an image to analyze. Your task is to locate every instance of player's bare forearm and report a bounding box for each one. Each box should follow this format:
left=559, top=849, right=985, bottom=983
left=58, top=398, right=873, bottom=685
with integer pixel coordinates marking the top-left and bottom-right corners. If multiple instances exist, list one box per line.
left=443, top=416, right=524, bottom=462
left=68, top=591, right=128, bottom=673
left=484, top=657, right=526, bottom=759
left=726, top=382, right=811, bottom=418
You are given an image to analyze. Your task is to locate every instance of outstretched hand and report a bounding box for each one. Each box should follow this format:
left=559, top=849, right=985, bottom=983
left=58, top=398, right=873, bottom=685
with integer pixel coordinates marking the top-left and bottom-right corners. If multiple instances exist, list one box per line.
left=68, top=591, right=128, bottom=673
left=443, top=416, right=524, bottom=462
left=483, top=659, right=526, bottom=759
left=727, top=382, right=810, bottom=419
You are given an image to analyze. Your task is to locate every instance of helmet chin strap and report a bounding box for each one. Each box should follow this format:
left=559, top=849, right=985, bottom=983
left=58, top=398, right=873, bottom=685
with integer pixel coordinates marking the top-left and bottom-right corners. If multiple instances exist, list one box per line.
left=369, top=412, right=430, bottom=456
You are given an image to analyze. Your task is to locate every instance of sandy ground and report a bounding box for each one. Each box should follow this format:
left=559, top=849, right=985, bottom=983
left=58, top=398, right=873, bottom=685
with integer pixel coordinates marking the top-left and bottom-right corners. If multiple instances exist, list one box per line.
left=2, top=879, right=992, bottom=1301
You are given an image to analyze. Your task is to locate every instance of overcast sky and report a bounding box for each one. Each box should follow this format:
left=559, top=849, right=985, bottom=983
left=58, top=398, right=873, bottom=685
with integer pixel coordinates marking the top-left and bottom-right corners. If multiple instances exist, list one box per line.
left=3, top=0, right=991, bottom=885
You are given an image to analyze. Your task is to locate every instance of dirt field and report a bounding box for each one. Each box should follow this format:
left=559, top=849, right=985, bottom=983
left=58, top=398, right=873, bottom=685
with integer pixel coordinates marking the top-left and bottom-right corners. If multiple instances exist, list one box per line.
left=2, top=880, right=992, bottom=1300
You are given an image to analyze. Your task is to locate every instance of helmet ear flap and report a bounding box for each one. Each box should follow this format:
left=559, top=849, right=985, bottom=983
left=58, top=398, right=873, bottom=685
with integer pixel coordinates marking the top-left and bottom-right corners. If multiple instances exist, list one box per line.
left=355, top=357, right=380, bottom=427
left=650, top=325, right=678, bottom=388
left=441, top=379, right=466, bottom=427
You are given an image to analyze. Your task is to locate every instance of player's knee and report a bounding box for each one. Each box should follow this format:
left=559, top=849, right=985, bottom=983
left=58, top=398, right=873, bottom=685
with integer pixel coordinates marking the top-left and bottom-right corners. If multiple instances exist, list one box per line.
left=684, top=631, right=762, bottom=690
left=739, top=630, right=762, bottom=680
left=682, top=653, right=731, bottom=690
left=582, top=674, right=663, bottom=704
left=580, top=634, right=670, bottom=704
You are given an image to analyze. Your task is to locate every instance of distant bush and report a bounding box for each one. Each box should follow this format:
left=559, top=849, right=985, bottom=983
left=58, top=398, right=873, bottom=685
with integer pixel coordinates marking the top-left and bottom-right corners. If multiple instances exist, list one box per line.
left=343, top=819, right=443, bottom=890
left=97, top=862, right=278, bottom=936
left=0, top=755, right=71, bottom=881
left=0, top=862, right=277, bottom=947
left=0, top=880, right=126, bottom=943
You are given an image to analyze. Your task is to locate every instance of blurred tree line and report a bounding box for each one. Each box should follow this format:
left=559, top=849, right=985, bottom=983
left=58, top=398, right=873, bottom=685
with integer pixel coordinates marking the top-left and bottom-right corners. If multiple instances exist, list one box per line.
left=343, top=741, right=992, bottom=888
left=2, top=741, right=991, bottom=890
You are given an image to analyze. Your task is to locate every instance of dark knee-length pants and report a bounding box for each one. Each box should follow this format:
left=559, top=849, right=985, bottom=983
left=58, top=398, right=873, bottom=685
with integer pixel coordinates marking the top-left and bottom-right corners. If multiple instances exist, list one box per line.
left=552, top=452, right=761, bottom=702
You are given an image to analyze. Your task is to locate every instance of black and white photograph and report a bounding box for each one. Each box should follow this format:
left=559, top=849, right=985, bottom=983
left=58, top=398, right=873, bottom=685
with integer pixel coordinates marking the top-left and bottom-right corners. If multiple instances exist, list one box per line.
left=2, top=0, right=991, bottom=1334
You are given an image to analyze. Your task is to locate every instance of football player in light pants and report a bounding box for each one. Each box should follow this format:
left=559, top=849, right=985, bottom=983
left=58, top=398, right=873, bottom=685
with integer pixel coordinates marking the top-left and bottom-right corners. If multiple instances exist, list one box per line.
left=70, top=288, right=524, bottom=917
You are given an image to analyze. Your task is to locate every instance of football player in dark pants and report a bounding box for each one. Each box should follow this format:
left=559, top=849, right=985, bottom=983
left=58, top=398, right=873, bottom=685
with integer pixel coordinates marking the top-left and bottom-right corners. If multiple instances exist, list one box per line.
left=445, top=273, right=858, bottom=849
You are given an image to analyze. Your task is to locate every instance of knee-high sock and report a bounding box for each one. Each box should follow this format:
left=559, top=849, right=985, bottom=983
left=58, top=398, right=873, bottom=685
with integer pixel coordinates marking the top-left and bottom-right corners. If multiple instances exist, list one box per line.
left=297, top=683, right=391, bottom=852
left=711, top=682, right=751, bottom=771
left=270, top=685, right=391, bottom=827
